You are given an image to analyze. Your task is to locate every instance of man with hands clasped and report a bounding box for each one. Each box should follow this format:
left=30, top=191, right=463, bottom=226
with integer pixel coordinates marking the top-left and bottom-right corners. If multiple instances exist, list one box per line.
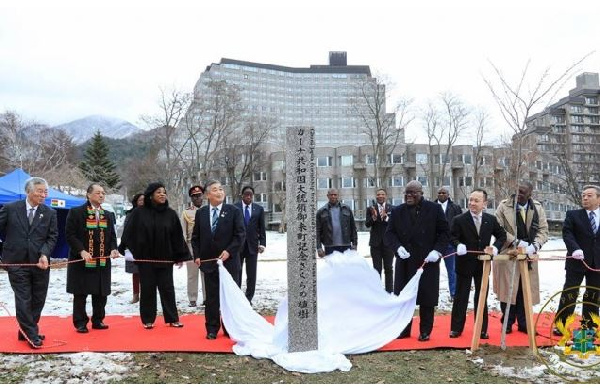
left=449, top=189, right=506, bottom=339
left=384, top=180, right=449, bottom=341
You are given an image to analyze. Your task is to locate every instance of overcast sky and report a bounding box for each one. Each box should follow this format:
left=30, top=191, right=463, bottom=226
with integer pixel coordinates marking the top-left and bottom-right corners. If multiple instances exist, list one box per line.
left=1, top=0, right=599, bottom=143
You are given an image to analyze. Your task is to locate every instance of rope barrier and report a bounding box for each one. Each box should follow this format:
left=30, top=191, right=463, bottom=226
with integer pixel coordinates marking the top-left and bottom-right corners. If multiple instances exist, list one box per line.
left=0, top=301, right=66, bottom=350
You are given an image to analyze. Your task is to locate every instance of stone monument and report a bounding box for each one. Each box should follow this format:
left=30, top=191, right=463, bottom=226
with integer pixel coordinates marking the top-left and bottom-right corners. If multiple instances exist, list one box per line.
left=285, top=126, right=318, bottom=352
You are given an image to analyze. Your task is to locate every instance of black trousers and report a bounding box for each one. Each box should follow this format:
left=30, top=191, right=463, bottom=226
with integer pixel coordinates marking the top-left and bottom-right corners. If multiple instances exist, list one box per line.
left=73, top=294, right=107, bottom=328
left=399, top=306, right=435, bottom=337
left=451, top=271, right=489, bottom=333
left=138, top=264, right=179, bottom=324
left=370, top=245, right=394, bottom=292
left=204, top=266, right=240, bottom=335
left=238, top=246, right=258, bottom=303
left=7, top=266, right=49, bottom=340
left=555, top=269, right=600, bottom=326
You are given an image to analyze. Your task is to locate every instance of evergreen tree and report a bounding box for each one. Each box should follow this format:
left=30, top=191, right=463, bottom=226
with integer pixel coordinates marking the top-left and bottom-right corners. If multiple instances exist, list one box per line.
left=79, top=130, right=121, bottom=189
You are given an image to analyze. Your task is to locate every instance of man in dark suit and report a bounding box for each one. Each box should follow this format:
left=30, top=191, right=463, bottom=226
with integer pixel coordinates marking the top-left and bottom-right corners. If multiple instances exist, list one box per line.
left=192, top=179, right=245, bottom=340
left=66, top=183, right=119, bottom=333
left=384, top=180, right=449, bottom=341
left=0, top=177, right=58, bottom=348
left=448, top=189, right=506, bottom=339
left=365, top=188, right=394, bottom=292
left=554, top=185, right=600, bottom=333
left=434, top=186, right=463, bottom=301
left=234, top=185, right=266, bottom=304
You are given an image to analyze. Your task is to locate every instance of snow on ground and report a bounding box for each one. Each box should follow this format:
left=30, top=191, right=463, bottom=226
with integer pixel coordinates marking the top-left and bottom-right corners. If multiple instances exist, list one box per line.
left=0, top=231, right=590, bottom=382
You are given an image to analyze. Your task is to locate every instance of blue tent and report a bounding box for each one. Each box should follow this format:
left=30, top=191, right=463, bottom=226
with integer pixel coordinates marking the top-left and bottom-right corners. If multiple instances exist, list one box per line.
left=0, top=168, right=86, bottom=258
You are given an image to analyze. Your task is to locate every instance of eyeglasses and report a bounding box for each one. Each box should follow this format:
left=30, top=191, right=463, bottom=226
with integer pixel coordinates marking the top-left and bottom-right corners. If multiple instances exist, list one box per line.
left=405, top=190, right=422, bottom=196
left=191, top=194, right=203, bottom=198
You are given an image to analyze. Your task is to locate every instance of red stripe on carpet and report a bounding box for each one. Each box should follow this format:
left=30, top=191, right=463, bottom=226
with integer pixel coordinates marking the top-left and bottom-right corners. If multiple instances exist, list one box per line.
left=0, top=312, right=555, bottom=354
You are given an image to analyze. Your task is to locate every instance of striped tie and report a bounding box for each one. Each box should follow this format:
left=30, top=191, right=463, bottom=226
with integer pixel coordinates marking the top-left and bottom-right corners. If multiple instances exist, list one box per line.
left=211, top=207, right=219, bottom=234
left=590, top=211, right=597, bottom=234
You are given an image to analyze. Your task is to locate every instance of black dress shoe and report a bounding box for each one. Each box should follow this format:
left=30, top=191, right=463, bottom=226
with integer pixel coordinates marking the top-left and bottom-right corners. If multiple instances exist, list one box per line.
left=480, top=332, right=489, bottom=339
left=188, top=301, right=197, bottom=307
left=92, top=322, right=109, bottom=330
left=449, top=331, right=461, bottom=338
left=517, top=326, right=528, bottom=334
left=76, top=326, right=89, bottom=333
left=206, top=332, right=217, bottom=340
left=30, top=338, right=43, bottom=348
left=418, top=333, right=430, bottom=341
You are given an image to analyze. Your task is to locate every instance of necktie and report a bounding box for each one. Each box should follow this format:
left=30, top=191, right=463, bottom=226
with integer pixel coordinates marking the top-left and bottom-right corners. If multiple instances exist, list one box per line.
left=211, top=207, right=219, bottom=234
left=519, top=207, right=526, bottom=222
left=28, top=208, right=35, bottom=225
left=590, top=211, right=597, bottom=234
left=244, top=205, right=251, bottom=226
left=474, top=215, right=481, bottom=234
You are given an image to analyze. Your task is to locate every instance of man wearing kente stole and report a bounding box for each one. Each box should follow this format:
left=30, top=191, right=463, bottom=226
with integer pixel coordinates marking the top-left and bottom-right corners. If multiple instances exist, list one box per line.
left=66, top=183, right=119, bottom=333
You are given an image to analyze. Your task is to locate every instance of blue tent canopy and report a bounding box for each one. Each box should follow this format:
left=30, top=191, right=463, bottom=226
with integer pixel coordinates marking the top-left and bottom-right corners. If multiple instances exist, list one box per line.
left=0, top=168, right=87, bottom=258
left=0, top=168, right=86, bottom=209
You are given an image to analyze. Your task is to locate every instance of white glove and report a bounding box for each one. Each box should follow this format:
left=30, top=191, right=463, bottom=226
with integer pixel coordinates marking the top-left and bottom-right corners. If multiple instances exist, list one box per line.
left=525, top=244, right=536, bottom=255
left=492, top=246, right=498, bottom=256
left=124, top=249, right=134, bottom=262
left=517, top=240, right=528, bottom=249
left=572, top=249, right=584, bottom=260
left=456, top=244, right=467, bottom=256
left=424, top=250, right=441, bottom=263
left=397, top=246, right=410, bottom=259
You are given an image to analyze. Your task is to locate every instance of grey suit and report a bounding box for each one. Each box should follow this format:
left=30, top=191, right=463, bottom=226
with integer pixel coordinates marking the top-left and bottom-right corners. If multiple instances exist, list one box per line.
left=0, top=200, right=58, bottom=340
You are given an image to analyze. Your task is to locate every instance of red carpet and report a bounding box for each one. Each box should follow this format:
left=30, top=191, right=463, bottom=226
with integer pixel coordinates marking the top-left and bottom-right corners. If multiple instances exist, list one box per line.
left=0, top=312, right=555, bottom=354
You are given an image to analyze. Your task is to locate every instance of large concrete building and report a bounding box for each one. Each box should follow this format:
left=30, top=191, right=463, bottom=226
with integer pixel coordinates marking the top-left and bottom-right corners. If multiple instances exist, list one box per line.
left=180, top=54, right=588, bottom=230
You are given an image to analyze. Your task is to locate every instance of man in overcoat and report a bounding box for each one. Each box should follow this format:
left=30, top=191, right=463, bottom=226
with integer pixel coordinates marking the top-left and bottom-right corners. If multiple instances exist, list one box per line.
left=66, top=183, right=119, bottom=333
left=384, top=180, right=449, bottom=341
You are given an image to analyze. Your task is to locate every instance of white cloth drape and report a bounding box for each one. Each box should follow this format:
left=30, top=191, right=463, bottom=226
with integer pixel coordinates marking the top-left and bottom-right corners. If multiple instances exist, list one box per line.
left=219, top=249, right=423, bottom=373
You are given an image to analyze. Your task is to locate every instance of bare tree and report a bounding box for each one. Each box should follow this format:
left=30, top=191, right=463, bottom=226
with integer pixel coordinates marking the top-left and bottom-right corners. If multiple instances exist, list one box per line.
left=421, top=92, right=471, bottom=198
left=350, top=74, right=414, bottom=188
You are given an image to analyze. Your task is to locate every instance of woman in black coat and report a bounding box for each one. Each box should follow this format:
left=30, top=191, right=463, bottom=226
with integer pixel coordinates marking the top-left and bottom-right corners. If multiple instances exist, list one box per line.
left=119, top=182, right=190, bottom=329
left=122, top=193, right=144, bottom=304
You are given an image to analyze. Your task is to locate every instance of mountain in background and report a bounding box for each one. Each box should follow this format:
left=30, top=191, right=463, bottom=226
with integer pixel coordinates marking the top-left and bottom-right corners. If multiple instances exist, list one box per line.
left=54, top=115, right=142, bottom=144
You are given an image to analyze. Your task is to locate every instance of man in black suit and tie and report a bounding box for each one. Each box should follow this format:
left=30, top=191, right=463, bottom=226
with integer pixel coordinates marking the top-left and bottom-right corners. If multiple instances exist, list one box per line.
left=192, top=179, right=245, bottom=340
left=0, top=177, right=58, bottom=348
left=384, top=180, right=449, bottom=341
left=235, top=186, right=266, bottom=304
left=365, top=188, right=394, bottom=292
left=554, top=185, right=600, bottom=333
left=448, top=189, right=506, bottom=339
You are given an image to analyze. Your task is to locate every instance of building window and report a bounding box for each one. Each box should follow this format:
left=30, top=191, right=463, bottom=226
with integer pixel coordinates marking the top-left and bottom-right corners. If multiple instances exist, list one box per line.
left=272, top=160, right=285, bottom=170
left=365, top=154, right=376, bottom=164
left=572, top=115, right=584, bottom=123
left=253, top=171, right=267, bottom=181
left=570, top=105, right=584, bottom=113
left=339, top=155, right=353, bottom=166
left=273, top=203, right=283, bottom=212
left=391, top=197, right=403, bottom=206
left=254, top=193, right=267, bottom=203
left=389, top=153, right=403, bottom=164
left=416, top=153, right=428, bottom=164
left=366, top=177, right=378, bottom=188
left=458, top=176, right=473, bottom=187
left=462, top=154, right=472, bottom=164
left=341, top=199, right=355, bottom=210
left=434, top=176, right=451, bottom=187
left=340, top=177, right=355, bottom=188
left=417, top=176, right=428, bottom=186
left=585, top=97, right=598, bottom=105
left=317, top=156, right=333, bottom=167
left=273, top=181, right=286, bottom=191
left=389, top=175, right=404, bottom=187
left=434, top=154, right=450, bottom=164
left=317, top=178, right=332, bottom=189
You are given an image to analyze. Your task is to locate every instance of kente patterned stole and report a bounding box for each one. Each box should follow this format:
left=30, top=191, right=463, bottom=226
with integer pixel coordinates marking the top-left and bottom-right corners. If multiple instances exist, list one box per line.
left=85, top=206, right=107, bottom=268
